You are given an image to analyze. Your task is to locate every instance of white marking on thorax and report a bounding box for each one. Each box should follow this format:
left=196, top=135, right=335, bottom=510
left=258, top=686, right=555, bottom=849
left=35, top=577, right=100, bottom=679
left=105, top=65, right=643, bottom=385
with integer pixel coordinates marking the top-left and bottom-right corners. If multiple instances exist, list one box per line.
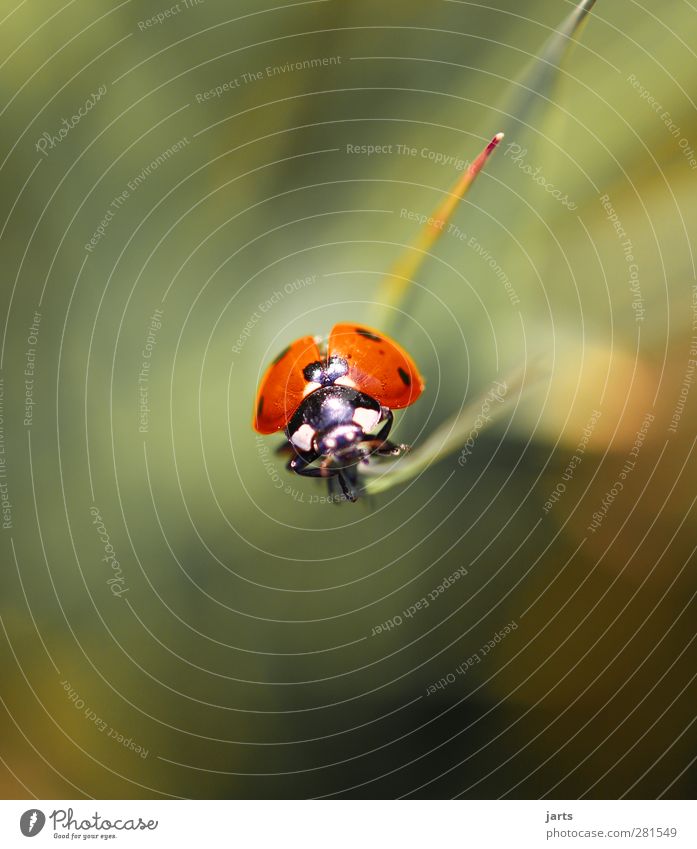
left=290, top=423, right=316, bottom=452
left=353, top=407, right=380, bottom=432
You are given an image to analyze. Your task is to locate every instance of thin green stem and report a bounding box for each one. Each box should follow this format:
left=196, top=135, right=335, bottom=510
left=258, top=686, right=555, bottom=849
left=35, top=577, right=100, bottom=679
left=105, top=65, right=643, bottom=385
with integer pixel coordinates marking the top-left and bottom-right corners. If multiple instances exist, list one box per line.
left=363, top=357, right=550, bottom=495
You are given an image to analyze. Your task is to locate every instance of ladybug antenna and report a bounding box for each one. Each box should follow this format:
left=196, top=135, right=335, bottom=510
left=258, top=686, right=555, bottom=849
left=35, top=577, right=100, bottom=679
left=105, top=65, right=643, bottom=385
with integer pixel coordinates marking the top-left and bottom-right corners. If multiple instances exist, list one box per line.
left=371, top=131, right=505, bottom=326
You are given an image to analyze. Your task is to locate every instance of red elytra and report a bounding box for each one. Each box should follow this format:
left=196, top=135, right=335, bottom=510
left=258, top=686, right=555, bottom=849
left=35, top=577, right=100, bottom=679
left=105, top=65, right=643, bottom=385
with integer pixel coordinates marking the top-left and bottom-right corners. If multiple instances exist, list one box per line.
left=253, top=323, right=425, bottom=434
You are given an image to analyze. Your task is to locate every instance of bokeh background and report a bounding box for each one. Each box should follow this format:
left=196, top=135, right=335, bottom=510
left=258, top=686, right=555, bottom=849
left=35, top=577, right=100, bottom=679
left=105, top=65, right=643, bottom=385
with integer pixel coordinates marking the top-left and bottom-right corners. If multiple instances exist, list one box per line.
left=1, top=0, right=696, bottom=799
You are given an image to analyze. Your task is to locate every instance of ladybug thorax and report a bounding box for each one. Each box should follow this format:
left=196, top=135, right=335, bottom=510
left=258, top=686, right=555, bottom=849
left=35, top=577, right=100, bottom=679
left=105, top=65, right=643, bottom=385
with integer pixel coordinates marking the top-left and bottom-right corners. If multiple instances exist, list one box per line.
left=286, top=385, right=382, bottom=456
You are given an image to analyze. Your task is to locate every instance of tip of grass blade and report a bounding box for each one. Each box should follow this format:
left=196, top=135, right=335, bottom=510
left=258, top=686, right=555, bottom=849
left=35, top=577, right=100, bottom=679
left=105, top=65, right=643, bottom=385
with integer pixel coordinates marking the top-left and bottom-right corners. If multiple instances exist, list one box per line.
left=370, top=130, right=506, bottom=328
left=467, top=131, right=505, bottom=180
left=423, top=130, right=505, bottom=246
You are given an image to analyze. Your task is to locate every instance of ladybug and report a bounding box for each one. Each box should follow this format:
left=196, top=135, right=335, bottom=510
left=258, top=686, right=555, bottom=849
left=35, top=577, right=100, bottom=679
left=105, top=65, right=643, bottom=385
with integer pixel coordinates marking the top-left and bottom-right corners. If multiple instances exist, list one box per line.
left=253, top=323, right=425, bottom=501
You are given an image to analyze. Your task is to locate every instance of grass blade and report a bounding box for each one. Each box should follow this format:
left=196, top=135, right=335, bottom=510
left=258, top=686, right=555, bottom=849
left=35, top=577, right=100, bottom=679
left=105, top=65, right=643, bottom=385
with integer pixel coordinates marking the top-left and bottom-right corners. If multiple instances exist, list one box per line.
left=368, top=132, right=504, bottom=328
left=363, top=357, right=550, bottom=496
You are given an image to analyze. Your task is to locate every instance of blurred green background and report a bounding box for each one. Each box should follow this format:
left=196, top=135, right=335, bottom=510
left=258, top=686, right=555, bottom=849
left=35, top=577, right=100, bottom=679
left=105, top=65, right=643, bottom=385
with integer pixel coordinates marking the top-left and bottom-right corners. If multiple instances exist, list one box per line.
left=1, top=0, right=696, bottom=798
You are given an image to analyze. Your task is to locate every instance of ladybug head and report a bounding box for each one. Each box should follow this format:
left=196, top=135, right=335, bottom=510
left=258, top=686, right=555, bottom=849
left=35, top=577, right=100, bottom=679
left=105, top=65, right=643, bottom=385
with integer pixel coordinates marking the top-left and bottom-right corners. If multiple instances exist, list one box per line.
left=314, top=423, right=364, bottom=459
left=302, top=355, right=349, bottom=386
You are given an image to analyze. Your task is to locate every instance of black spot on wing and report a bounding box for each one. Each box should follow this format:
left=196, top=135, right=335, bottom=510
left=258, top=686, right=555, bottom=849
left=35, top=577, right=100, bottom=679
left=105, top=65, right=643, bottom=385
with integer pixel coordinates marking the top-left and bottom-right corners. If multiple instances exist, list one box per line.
left=355, top=327, right=381, bottom=342
left=397, top=367, right=411, bottom=386
left=257, top=395, right=264, bottom=419
left=272, top=344, right=292, bottom=365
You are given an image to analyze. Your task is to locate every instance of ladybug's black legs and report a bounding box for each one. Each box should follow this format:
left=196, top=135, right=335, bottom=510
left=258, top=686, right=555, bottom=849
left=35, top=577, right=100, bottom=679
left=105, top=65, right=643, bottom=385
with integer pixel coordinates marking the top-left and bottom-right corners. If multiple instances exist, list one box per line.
left=357, top=409, right=407, bottom=458
left=286, top=450, right=321, bottom=475
left=286, top=451, right=358, bottom=502
left=337, top=465, right=359, bottom=502
left=375, top=408, right=393, bottom=442
left=280, top=412, right=405, bottom=502
left=327, top=470, right=357, bottom=503
left=373, top=409, right=404, bottom=454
